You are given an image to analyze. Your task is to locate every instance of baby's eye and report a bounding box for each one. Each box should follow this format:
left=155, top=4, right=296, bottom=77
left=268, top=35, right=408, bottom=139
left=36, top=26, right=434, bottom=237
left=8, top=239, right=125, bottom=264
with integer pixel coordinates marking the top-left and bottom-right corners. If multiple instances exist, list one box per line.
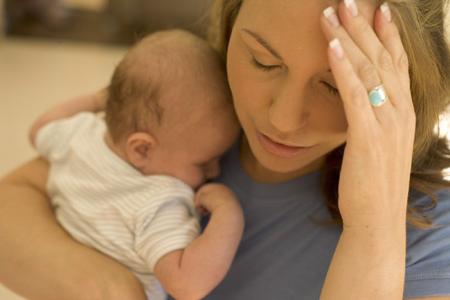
left=251, top=57, right=281, bottom=72
left=321, top=81, right=340, bottom=97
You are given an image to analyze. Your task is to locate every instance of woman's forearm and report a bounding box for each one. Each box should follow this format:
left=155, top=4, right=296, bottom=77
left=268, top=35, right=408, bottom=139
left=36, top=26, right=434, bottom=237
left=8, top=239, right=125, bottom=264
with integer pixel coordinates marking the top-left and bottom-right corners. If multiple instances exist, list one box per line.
left=320, top=225, right=406, bottom=300
left=0, top=158, right=146, bottom=300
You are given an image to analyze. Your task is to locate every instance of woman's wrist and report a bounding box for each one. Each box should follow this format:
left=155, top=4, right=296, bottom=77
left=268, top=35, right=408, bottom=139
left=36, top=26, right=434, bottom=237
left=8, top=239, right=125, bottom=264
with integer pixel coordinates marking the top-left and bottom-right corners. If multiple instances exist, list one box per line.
left=340, top=194, right=408, bottom=236
left=321, top=225, right=406, bottom=300
left=341, top=224, right=406, bottom=257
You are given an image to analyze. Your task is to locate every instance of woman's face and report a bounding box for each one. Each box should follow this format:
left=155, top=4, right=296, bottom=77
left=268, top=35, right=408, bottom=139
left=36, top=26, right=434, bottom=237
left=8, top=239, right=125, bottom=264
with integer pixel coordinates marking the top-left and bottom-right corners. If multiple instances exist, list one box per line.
left=227, top=0, right=374, bottom=181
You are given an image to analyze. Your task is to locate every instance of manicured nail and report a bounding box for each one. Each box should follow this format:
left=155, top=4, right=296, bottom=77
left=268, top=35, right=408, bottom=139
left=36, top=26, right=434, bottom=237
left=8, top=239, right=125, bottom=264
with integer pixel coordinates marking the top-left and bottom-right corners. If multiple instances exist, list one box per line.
left=323, top=7, right=340, bottom=28
left=344, top=0, right=358, bottom=17
left=330, top=38, right=344, bottom=59
left=380, top=2, right=392, bottom=22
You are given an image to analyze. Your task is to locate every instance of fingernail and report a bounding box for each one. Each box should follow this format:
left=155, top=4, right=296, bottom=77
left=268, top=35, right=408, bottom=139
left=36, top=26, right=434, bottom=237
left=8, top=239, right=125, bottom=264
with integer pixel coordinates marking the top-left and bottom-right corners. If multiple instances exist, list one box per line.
left=380, top=2, right=392, bottom=22
left=344, top=0, right=358, bottom=17
left=330, top=38, right=344, bottom=59
left=323, top=7, right=340, bottom=28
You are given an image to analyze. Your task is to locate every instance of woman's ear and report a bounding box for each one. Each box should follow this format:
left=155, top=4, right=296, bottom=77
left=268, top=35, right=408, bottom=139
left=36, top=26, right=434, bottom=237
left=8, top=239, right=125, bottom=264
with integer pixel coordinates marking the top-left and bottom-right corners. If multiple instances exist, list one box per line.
left=125, top=132, right=157, bottom=172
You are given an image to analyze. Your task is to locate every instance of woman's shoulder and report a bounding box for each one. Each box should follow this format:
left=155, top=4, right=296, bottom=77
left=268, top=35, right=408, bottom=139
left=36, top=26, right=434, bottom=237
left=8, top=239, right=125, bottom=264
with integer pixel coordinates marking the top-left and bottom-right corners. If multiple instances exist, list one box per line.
left=403, top=187, right=450, bottom=297
left=405, top=187, right=450, bottom=298
left=408, top=188, right=450, bottom=226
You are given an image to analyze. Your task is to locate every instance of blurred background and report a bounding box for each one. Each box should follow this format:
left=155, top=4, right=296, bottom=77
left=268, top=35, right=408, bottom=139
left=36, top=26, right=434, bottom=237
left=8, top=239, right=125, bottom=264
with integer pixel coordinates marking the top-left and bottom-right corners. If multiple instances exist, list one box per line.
left=0, top=0, right=210, bottom=299
left=2, top=0, right=210, bottom=43
left=0, top=1, right=449, bottom=299
left=0, top=0, right=212, bottom=178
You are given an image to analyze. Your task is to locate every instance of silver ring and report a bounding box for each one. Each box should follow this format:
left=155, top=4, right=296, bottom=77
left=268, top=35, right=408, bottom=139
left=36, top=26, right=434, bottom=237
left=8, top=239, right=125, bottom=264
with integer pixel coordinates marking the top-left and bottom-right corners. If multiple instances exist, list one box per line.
left=368, top=85, right=387, bottom=107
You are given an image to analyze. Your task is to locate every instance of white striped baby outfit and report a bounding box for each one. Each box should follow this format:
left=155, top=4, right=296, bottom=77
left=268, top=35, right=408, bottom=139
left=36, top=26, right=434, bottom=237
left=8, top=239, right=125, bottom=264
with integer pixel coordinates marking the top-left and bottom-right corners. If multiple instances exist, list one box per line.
left=36, top=112, right=200, bottom=300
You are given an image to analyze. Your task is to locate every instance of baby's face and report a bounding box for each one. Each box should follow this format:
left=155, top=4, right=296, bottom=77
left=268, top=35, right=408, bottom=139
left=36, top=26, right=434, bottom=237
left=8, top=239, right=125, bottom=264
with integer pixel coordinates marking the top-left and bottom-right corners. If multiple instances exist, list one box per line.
left=149, top=105, right=240, bottom=189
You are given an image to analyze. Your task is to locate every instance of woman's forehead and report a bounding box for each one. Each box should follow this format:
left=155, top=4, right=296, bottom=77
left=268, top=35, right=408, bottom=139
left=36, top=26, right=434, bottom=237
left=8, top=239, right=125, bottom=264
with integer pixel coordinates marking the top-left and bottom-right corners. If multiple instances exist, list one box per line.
left=240, top=0, right=376, bottom=25
left=237, top=0, right=376, bottom=55
left=237, top=0, right=331, bottom=65
left=234, top=0, right=377, bottom=75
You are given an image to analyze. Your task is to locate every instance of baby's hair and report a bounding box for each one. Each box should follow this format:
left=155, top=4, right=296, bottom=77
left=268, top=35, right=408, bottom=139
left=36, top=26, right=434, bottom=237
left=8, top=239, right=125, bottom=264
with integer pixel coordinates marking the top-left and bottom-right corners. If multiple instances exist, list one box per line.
left=105, top=29, right=229, bottom=144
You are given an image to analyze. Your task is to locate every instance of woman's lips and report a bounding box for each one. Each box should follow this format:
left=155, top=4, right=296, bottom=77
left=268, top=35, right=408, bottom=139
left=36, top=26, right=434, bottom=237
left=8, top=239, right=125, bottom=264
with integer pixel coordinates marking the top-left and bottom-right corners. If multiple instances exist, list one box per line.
left=257, top=132, right=313, bottom=158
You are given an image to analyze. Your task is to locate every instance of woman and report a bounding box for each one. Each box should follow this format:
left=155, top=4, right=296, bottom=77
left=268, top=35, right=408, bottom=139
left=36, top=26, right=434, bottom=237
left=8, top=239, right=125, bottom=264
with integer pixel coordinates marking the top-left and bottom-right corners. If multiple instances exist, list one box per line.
left=1, top=0, right=449, bottom=299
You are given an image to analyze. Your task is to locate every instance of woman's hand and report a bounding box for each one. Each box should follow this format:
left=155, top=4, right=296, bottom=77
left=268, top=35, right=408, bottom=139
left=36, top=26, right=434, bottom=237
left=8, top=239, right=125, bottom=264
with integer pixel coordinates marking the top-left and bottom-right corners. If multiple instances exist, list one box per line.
left=319, top=1, right=414, bottom=299
left=321, top=1, right=415, bottom=230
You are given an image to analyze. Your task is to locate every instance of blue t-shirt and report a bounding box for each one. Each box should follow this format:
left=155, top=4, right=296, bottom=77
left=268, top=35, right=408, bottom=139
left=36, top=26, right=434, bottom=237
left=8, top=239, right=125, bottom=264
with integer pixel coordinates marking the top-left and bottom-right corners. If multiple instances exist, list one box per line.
left=188, top=142, right=450, bottom=299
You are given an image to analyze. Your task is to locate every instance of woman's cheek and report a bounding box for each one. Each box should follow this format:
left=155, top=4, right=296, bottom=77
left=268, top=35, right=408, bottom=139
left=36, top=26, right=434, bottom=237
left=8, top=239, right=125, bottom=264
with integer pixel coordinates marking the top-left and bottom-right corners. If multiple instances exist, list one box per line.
left=227, top=40, right=271, bottom=121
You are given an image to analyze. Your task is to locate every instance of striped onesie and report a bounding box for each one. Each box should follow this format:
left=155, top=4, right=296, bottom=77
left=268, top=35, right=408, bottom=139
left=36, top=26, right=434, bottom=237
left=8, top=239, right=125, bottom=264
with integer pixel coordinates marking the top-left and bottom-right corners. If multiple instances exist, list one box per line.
left=36, top=112, right=201, bottom=300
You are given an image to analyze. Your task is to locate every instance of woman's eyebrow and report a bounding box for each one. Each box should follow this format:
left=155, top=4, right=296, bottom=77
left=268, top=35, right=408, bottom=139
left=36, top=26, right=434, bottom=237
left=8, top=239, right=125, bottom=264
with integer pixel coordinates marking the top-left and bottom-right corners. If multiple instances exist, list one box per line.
left=321, top=0, right=339, bottom=5
left=241, top=28, right=283, bottom=60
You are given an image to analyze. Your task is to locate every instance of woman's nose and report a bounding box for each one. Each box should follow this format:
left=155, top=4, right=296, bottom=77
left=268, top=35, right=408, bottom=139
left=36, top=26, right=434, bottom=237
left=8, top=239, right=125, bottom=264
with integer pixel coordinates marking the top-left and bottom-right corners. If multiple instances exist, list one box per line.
left=268, top=81, right=309, bottom=132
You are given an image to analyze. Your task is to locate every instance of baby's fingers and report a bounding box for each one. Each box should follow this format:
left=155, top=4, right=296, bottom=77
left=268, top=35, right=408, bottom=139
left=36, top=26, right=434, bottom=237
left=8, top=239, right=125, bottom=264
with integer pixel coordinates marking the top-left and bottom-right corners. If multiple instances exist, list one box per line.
left=194, top=192, right=210, bottom=215
left=328, top=38, right=377, bottom=132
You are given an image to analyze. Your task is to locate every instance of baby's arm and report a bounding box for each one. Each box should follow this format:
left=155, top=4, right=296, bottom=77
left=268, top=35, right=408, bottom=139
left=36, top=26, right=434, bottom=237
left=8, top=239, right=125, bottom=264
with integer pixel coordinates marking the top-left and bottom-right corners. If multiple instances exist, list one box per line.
left=29, top=88, right=108, bottom=146
left=154, top=183, right=244, bottom=300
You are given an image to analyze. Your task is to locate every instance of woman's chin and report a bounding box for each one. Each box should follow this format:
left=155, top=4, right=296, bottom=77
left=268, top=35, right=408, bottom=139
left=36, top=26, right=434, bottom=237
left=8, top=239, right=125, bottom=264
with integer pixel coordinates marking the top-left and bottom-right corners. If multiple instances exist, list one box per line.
left=251, top=147, right=323, bottom=179
left=241, top=133, right=325, bottom=180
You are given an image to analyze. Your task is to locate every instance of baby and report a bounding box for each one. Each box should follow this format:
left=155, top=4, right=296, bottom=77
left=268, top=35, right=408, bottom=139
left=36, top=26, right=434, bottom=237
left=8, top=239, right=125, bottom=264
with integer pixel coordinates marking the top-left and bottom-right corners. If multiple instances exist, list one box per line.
left=29, top=30, right=243, bottom=300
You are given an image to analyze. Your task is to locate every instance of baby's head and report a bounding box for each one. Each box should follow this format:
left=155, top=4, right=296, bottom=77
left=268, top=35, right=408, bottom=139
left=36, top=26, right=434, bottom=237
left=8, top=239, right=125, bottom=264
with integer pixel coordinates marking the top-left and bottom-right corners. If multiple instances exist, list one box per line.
left=105, top=30, right=239, bottom=189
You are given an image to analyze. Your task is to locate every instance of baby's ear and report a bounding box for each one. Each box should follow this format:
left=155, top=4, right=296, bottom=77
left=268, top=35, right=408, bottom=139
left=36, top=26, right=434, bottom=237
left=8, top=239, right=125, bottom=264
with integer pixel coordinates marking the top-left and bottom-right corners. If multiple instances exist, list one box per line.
left=125, top=132, right=157, bottom=172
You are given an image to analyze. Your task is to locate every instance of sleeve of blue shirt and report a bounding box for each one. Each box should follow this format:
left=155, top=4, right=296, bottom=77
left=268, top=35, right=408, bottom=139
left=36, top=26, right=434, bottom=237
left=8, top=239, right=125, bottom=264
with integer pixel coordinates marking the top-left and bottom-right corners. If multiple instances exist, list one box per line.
left=405, top=188, right=450, bottom=299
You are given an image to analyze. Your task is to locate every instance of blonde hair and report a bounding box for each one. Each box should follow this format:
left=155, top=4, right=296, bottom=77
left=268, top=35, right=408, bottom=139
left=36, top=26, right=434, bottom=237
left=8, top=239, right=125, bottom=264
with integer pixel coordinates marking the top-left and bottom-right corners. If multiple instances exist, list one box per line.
left=208, top=0, right=450, bottom=228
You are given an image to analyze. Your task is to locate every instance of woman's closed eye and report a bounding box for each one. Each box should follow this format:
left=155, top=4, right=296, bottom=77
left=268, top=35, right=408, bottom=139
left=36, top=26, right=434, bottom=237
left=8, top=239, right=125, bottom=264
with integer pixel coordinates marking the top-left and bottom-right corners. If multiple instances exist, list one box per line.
left=321, top=81, right=340, bottom=97
left=251, top=56, right=281, bottom=72
left=250, top=53, right=339, bottom=97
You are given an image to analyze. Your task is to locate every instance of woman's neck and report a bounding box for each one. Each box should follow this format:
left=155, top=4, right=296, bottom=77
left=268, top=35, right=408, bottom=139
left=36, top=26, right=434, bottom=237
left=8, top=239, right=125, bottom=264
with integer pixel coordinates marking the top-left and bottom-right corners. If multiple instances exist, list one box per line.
left=239, top=136, right=324, bottom=184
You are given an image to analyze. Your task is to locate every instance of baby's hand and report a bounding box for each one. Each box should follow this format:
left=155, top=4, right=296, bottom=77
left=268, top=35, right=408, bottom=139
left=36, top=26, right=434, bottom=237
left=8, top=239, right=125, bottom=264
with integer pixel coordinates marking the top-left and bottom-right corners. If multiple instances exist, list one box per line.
left=194, top=183, right=241, bottom=215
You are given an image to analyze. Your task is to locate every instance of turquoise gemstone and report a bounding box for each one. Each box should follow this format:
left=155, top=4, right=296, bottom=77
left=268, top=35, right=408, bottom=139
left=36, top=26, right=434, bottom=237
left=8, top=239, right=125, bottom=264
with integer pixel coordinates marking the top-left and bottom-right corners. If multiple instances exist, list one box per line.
left=369, top=86, right=387, bottom=107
